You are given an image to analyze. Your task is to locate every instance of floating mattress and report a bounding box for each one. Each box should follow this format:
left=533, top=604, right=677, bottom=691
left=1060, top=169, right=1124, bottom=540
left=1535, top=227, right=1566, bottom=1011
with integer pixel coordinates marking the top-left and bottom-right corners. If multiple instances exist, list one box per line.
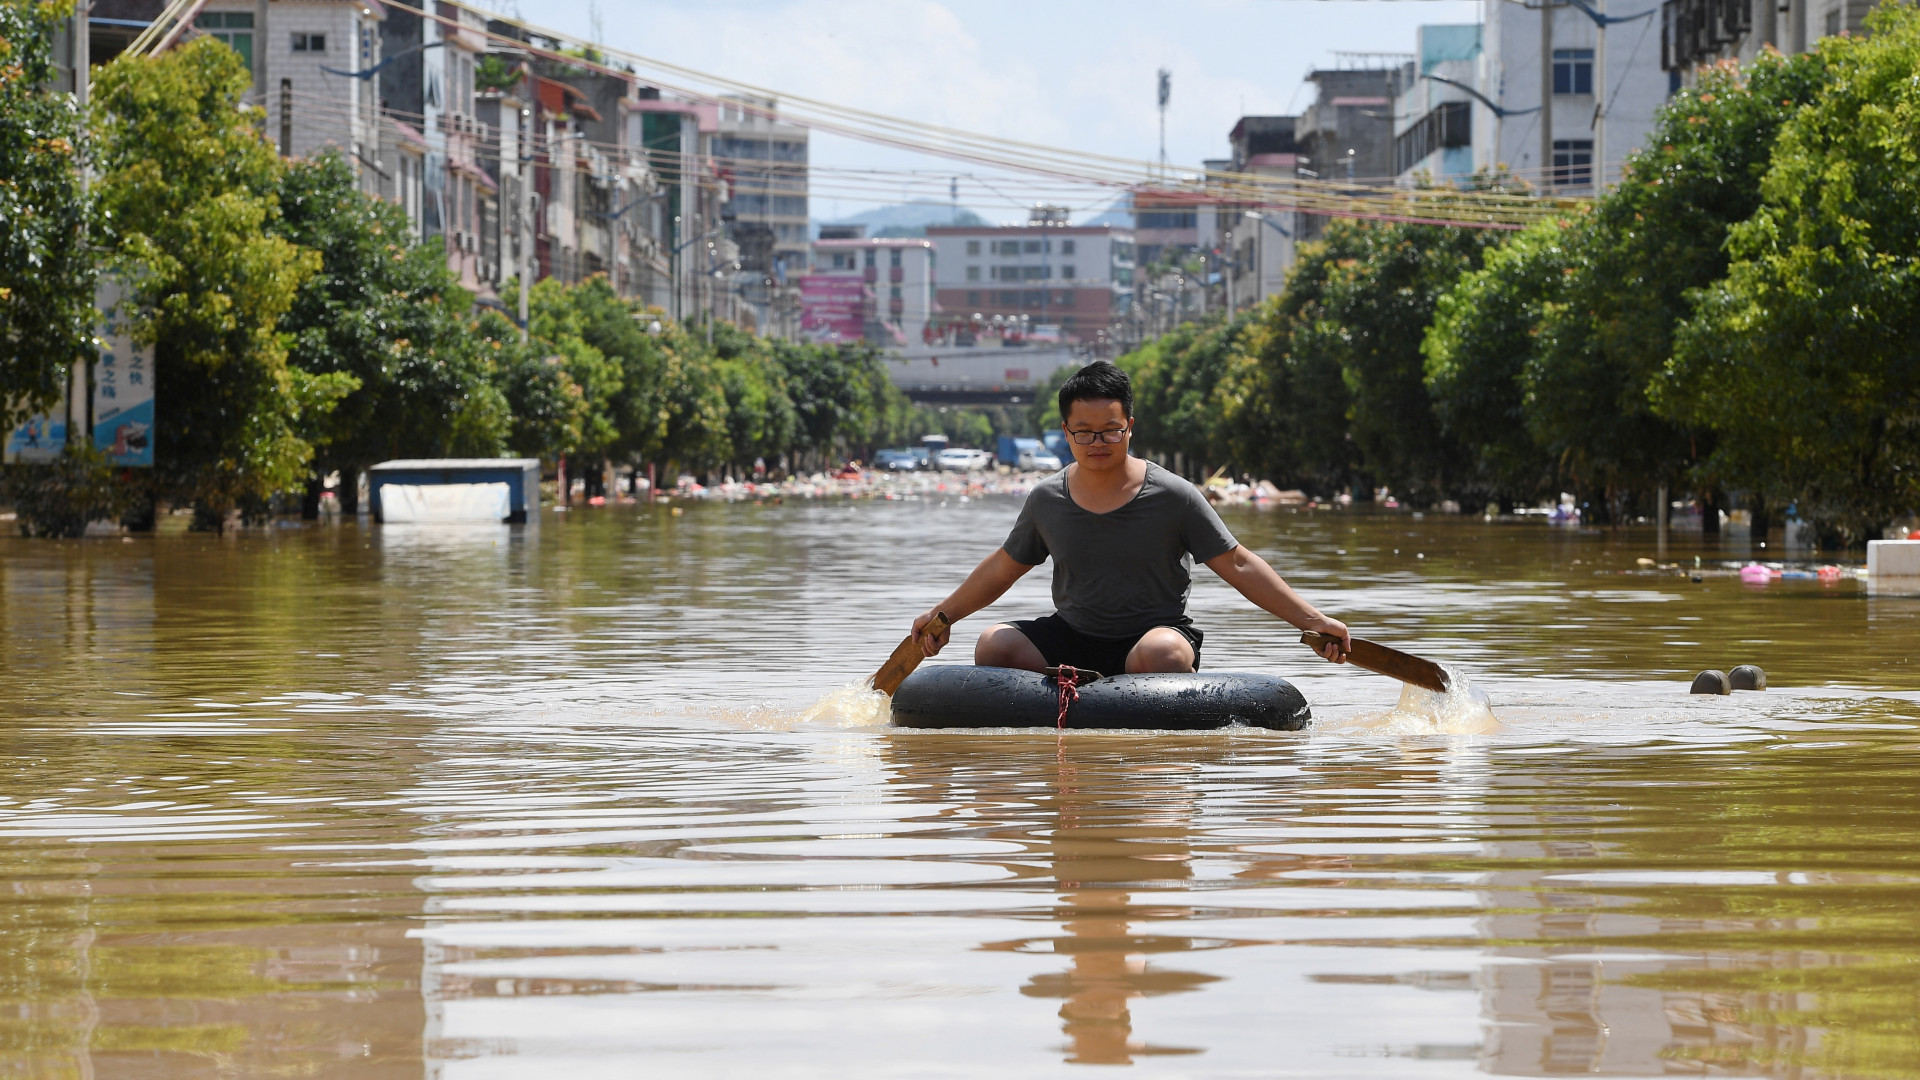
left=890, top=665, right=1311, bottom=731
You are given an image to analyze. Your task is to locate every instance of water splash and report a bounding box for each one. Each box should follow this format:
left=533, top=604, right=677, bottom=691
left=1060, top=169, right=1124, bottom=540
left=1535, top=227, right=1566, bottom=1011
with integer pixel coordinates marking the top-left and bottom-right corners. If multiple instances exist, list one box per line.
left=793, top=682, right=895, bottom=729
left=1319, top=665, right=1499, bottom=736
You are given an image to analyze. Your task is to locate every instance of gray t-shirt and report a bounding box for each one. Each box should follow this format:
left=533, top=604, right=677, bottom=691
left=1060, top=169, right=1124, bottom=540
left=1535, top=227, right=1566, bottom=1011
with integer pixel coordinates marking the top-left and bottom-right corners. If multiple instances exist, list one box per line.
left=1002, top=460, right=1239, bottom=638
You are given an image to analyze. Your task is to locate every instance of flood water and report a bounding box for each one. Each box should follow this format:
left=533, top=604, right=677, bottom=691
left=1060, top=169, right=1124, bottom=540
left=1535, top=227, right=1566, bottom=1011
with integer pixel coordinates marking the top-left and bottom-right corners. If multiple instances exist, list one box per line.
left=4, top=496, right=1920, bottom=1078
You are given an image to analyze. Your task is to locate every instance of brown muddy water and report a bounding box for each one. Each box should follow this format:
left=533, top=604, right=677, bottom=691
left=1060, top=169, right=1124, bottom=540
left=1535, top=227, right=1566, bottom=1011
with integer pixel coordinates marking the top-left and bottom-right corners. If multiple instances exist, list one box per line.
left=4, top=497, right=1920, bottom=1078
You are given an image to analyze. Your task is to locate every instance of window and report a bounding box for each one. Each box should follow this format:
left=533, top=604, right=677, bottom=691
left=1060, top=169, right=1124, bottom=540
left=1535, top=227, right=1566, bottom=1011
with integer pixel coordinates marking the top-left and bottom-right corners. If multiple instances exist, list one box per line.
left=193, top=12, right=254, bottom=70
left=966, top=240, right=980, bottom=255
left=291, top=32, right=325, bottom=52
left=1137, top=211, right=1197, bottom=229
left=890, top=286, right=902, bottom=300
left=1021, top=290, right=1043, bottom=306
left=1553, top=49, right=1594, bottom=95
left=966, top=291, right=980, bottom=305
left=1552, top=139, right=1594, bottom=187
left=1062, top=264, right=1075, bottom=280
left=864, top=249, right=876, bottom=268
left=1824, top=6, right=1842, bottom=34
left=996, top=265, right=1020, bottom=280
left=1061, top=239, right=1076, bottom=255
left=889, top=249, right=901, bottom=267
left=966, top=266, right=980, bottom=281
left=998, top=291, right=1018, bottom=305
left=1023, top=240, right=1041, bottom=254
left=1055, top=291, right=1073, bottom=306
left=1022, top=265, right=1046, bottom=280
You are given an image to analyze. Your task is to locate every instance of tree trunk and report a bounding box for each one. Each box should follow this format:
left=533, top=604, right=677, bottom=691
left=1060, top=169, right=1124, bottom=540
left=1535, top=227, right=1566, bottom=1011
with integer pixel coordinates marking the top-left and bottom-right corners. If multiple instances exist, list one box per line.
left=301, top=472, right=323, bottom=520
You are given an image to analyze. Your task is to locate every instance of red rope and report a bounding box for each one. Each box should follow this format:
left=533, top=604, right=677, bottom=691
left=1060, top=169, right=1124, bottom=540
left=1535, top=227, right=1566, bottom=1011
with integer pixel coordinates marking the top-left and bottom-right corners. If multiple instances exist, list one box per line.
left=1055, top=665, right=1080, bottom=731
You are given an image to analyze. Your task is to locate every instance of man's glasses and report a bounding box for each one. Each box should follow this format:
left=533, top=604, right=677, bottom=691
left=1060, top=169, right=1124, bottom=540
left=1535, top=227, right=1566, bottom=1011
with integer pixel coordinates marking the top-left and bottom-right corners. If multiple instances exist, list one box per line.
left=1066, top=427, right=1130, bottom=445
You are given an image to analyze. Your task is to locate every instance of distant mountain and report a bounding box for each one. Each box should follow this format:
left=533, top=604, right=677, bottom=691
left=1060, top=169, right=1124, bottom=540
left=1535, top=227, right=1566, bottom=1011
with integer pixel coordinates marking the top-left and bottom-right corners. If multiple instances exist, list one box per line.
left=1075, top=197, right=1132, bottom=229
left=813, top=202, right=987, bottom=239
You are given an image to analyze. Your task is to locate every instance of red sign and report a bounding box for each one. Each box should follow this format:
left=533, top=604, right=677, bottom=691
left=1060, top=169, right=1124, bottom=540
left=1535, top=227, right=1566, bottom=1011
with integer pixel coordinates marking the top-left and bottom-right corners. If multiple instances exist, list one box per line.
left=1004, top=368, right=1030, bottom=381
left=800, top=275, right=867, bottom=343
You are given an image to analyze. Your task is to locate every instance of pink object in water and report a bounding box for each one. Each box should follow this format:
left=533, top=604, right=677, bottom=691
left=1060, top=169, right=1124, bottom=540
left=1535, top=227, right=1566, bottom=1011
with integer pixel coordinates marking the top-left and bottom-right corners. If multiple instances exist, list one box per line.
left=1740, top=564, right=1775, bottom=583
left=1817, top=565, right=1844, bottom=581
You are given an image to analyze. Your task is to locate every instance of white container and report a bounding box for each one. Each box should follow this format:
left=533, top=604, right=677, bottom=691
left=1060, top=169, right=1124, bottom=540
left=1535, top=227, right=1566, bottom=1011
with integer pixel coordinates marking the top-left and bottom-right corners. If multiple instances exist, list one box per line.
left=1867, top=539, right=1920, bottom=576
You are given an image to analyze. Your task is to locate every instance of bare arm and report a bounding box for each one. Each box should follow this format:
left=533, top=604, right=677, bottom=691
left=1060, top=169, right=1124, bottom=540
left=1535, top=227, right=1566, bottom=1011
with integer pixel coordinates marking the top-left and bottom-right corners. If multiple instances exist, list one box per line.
left=1204, top=545, right=1351, bottom=663
left=911, top=548, right=1038, bottom=656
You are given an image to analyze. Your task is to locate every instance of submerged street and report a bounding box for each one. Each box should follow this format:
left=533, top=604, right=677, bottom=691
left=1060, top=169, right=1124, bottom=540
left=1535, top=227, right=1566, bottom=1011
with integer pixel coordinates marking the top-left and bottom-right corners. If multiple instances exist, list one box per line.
left=4, top=499, right=1919, bottom=1076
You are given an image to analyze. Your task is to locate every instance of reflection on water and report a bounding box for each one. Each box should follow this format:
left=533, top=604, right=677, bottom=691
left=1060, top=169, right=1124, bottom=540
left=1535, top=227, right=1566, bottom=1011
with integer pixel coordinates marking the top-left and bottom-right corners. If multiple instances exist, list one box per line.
left=4, top=500, right=1920, bottom=1076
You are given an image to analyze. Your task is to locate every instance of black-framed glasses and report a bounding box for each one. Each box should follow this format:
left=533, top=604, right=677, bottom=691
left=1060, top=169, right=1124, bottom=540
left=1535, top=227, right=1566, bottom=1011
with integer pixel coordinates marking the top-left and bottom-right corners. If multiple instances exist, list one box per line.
left=1066, top=426, right=1130, bottom=445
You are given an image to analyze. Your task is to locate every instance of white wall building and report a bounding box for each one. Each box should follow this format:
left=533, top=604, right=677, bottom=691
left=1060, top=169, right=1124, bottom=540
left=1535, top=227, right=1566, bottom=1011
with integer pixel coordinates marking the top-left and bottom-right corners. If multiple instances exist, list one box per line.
left=926, top=214, right=1134, bottom=348
left=805, top=237, right=936, bottom=348
left=196, top=0, right=384, bottom=197
left=1388, top=5, right=1675, bottom=193
left=1476, top=0, right=1674, bottom=191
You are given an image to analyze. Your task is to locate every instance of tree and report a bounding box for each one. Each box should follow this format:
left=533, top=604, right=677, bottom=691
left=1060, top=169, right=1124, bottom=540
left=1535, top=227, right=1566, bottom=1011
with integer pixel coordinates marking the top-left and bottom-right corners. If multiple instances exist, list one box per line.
left=1539, top=48, right=1828, bottom=523
left=1663, top=11, right=1920, bottom=543
left=94, top=38, right=346, bottom=526
left=1214, top=255, right=1356, bottom=495
left=526, top=275, right=622, bottom=465
left=274, top=153, right=507, bottom=511
left=1121, top=313, right=1253, bottom=475
left=0, top=0, right=93, bottom=435
left=1423, top=218, right=1572, bottom=504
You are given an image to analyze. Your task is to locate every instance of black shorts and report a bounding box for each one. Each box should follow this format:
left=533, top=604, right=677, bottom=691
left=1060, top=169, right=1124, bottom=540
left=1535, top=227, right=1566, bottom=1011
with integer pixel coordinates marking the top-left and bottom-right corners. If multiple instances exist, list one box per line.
left=1008, top=614, right=1203, bottom=677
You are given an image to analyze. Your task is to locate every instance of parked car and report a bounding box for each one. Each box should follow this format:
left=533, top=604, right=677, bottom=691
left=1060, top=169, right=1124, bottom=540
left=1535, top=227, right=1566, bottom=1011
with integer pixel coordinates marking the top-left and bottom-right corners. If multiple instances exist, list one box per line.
left=873, top=449, right=920, bottom=471
left=1018, top=448, right=1062, bottom=472
left=935, top=447, right=994, bottom=472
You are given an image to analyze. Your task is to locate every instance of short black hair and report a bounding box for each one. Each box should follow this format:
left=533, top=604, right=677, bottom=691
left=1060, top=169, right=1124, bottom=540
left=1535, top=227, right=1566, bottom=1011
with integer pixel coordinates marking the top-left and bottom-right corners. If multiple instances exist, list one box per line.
left=1058, top=361, right=1133, bottom=420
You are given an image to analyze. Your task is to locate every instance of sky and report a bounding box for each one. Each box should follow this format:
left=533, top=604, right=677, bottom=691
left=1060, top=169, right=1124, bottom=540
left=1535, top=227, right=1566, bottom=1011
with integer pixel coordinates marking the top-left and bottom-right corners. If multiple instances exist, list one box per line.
left=476, top=0, right=1482, bottom=223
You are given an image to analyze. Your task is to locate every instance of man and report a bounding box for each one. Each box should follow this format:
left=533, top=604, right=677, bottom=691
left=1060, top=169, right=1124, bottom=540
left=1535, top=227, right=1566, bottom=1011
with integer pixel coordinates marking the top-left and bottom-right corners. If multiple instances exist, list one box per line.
left=911, top=361, right=1351, bottom=674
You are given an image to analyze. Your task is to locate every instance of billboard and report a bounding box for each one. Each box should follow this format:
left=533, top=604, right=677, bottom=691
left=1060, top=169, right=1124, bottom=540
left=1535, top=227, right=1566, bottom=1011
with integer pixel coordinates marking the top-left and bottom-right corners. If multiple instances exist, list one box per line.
left=3, top=398, right=68, bottom=464
left=799, top=275, right=867, bottom=343
left=93, top=280, right=154, bottom=466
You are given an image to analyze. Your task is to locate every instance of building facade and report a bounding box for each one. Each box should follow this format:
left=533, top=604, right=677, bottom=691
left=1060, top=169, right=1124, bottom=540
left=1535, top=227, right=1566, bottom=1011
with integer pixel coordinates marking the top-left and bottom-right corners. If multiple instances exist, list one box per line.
left=926, top=208, right=1134, bottom=349
left=802, top=236, right=935, bottom=347
left=1477, top=0, right=1673, bottom=191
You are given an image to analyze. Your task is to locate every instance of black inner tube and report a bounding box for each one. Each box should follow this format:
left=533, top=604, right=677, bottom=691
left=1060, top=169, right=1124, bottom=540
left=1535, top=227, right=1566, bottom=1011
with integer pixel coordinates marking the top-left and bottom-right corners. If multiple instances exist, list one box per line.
left=891, top=665, right=1311, bottom=731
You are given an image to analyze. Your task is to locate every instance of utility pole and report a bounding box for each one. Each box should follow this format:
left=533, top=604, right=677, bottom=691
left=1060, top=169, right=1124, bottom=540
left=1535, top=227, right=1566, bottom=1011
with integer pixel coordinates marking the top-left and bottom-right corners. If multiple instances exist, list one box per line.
left=1540, top=0, right=1555, bottom=191
left=517, top=92, right=532, bottom=343
left=1156, top=69, right=1171, bottom=180
left=1593, top=0, right=1606, bottom=190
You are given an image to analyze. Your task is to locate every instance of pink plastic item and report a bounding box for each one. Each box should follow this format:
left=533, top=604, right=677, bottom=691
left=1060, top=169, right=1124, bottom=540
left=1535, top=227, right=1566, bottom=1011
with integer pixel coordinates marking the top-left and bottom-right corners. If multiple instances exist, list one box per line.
left=1739, top=564, right=1775, bottom=583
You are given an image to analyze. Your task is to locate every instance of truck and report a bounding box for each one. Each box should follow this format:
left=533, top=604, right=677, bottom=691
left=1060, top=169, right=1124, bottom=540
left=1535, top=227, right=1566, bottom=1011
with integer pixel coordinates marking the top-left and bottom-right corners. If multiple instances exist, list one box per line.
left=996, top=435, right=1041, bottom=467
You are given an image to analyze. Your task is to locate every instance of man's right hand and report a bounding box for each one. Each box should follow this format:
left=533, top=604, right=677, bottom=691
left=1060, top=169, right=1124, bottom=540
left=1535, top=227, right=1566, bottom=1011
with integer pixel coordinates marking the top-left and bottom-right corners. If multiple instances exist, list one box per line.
left=912, top=609, right=951, bottom=657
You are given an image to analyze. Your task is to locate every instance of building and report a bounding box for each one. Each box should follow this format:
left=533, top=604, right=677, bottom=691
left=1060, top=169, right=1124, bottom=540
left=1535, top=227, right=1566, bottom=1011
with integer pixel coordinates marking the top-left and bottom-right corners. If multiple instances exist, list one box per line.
left=1478, top=0, right=1674, bottom=191
left=714, top=95, right=809, bottom=287
left=1223, top=116, right=1301, bottom=309
left=1391, top=25, right=1481, bottom=183
left=1289, top=59, right=1406, bottom=240
left=801, top=236, right=935, bottom=347
left=1664, top=0, right=1871, bottom=77
left=926, top=206, right=1135, bottom=349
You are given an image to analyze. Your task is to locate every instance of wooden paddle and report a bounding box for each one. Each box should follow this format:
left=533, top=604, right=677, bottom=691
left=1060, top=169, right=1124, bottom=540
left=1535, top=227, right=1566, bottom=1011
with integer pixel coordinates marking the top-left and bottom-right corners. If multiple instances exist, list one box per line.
left=871, top=612, right=950, bottom=696
left=1299, top=630, right=1450, bottom=694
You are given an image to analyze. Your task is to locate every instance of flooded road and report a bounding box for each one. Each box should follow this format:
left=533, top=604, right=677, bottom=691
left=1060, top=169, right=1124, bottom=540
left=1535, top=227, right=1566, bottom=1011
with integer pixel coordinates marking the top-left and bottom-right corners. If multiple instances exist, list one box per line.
left=4, top=497, right=1920, bottom=1077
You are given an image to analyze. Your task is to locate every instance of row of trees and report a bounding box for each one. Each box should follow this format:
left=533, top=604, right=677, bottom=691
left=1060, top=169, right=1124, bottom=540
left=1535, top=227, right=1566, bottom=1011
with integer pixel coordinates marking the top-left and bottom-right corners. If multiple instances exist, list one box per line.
left=1, top=13, right=943, bottom=535
left=1110, top=8, right=1920, bottom=545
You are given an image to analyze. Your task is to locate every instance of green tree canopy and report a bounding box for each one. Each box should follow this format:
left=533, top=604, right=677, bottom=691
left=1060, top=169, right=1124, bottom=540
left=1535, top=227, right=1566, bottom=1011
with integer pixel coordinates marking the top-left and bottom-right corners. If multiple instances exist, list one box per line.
left=274, top=153, right=507, bottom=485
left=94, top=38, right=346, bottom=523
left=0, top=0, right=93, bottom=433
left=1663, top=12, right=1920, bottom=541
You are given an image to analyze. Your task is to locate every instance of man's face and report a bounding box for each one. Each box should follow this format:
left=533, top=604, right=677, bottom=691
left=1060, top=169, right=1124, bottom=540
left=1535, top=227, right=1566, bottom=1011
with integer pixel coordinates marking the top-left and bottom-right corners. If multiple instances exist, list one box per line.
left=1063, top=399, right=1132, bottom=472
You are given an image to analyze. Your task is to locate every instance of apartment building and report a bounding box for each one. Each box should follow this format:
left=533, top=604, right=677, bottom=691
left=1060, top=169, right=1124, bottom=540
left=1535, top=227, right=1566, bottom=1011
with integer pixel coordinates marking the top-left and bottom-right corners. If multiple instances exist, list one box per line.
left=1478, top=0, right=1672, bottom=190
left=1664, top=0, right=1873, bottom=78
left=926, top=207, right=1134, bottom=347
left=715, top=95, right=810, bottom=279
left=801, top=236, right=935, bottom=347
